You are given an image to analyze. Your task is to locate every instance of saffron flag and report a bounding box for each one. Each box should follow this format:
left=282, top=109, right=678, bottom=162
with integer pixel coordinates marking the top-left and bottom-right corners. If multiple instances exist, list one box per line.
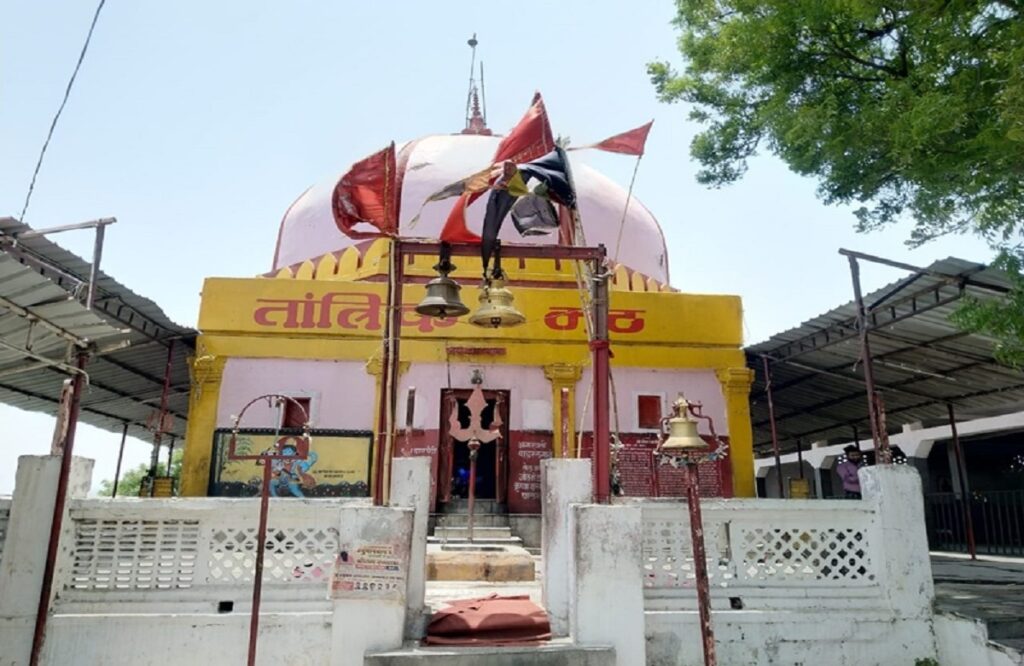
left=440, top=93, right=555, bottom=244
left=570, top=120, right=653, bottom=156
left=331, top=143, right=399, bottom=239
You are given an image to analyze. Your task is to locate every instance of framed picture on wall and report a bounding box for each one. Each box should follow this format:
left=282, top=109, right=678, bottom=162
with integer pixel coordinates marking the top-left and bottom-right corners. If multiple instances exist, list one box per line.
left=208, top=428, right=373, bottom=498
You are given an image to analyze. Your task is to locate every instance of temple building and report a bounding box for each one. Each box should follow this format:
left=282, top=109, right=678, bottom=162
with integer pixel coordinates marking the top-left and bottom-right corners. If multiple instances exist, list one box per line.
left=178, top=98, right=755, bottom=531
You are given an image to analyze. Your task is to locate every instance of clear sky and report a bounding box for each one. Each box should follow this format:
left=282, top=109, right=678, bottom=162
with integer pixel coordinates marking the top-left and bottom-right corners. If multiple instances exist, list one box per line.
left=0, top=1, right=993, bottom=495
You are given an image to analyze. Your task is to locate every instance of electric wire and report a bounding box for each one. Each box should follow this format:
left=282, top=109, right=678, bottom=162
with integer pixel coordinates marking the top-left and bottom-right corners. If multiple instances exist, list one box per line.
left=19, top=0, right=108, bottom=222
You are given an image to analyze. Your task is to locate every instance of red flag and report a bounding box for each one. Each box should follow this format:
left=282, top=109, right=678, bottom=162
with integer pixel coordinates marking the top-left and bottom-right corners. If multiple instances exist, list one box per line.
left=573, top=120, right=653, bottom=156
left=493, top=92, right=555, bottom=164
left=440, top=193, right=484, bottom=243
left=332, top=143, right=399, bottom=239
left=440, top=93, right=555, bottom=243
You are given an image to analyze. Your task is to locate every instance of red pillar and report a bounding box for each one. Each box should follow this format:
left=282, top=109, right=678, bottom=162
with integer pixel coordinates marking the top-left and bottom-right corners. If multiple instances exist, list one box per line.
left=591, top=265, right=611, bottom=502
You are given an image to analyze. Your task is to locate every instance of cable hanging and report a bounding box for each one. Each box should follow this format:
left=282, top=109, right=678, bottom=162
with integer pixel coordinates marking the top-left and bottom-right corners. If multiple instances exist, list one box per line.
left=20, top=0, right=108, bottom=222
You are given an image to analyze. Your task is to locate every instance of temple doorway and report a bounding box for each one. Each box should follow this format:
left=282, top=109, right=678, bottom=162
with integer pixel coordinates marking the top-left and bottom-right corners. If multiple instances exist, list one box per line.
left=437, top=388, right=510, bottom=509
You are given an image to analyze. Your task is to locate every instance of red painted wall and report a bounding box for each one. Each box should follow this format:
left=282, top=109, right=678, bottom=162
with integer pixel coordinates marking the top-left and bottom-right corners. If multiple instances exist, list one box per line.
left=392, top=428, right=731, bottom=514
left=582, top=432, right=733, bottom=498
left=507, top=431, right=553, bottom=513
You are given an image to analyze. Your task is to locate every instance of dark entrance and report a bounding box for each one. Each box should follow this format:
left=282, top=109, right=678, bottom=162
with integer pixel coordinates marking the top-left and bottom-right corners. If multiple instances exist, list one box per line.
left=437, top=388, right=510, bottom=508
left=451, top=437, right=497, bottom=499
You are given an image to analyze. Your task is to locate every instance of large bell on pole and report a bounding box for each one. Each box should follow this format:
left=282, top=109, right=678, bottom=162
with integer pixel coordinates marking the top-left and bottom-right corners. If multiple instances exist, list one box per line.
left=416, top=274, right=469, bottom=319
left=469, top=277, right=526, bottom=328
left=415, top=243, right=470, bottom=319
left=660, top=397, right=709, bottom=453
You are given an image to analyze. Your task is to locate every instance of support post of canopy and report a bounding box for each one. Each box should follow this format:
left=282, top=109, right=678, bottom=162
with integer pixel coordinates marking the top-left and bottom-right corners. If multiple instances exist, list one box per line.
left=846, top=254, right=891, bottom=464
left=761, top=355, right=785, bottom=498
left=30, top=351, right=89, bottom=666
left=947, top=402, right=977, bottom=560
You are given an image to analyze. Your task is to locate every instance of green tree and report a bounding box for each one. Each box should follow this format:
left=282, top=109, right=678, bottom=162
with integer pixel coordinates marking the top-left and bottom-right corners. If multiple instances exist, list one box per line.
left=650, top=0, right=1024, bottom=362
left=98, top=448, right=183, bottom=497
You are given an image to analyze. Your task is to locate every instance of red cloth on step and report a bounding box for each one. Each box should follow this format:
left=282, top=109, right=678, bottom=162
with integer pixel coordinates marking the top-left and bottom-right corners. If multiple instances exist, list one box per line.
left=423, top=594, right=552, bottom=646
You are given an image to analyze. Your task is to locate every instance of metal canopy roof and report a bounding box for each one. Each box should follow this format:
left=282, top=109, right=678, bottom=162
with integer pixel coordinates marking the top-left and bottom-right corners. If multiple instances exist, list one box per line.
left=746, top=254, right=1024, bottom=457
left=0, top=217, right=195, bottom=442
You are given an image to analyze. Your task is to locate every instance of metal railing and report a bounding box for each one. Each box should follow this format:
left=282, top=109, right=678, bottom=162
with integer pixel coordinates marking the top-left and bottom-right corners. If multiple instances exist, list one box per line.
left=925, top=490, right=1024, bottom=557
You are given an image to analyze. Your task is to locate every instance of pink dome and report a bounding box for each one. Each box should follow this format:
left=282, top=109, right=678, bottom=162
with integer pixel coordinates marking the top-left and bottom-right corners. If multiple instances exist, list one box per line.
left=272, top=134, right=670, bottom=283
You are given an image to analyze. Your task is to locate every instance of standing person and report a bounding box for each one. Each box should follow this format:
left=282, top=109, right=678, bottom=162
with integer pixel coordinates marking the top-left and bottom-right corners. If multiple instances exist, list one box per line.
left=837, top=445, right=864, bottom=499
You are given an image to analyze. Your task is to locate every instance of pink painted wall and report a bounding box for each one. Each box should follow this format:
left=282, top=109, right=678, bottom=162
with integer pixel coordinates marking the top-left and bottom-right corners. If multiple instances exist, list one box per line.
left=575, top=368, right=729, bottom=436
left=395, top=363, right=552, bottom=431
left=217, top=358, right=375, bottom=430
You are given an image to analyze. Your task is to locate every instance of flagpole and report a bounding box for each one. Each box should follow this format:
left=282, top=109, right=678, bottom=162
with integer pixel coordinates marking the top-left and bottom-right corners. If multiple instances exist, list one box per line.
left=612, top=155, right=642, bottom=264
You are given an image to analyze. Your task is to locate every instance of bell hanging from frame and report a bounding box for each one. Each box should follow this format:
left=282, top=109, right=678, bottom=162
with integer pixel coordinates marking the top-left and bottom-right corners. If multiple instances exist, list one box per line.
left=469, top=277, right=526, bottom=328
left=416, top=249, right=470, bottom=319
left=416, top=274, right=469, bottom=319
left=661, top=397, right=708, bottom=453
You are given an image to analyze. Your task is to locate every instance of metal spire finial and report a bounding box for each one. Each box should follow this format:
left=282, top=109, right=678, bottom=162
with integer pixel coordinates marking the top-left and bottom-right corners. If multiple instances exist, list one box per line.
left=461, top=33, right=492, bottom=136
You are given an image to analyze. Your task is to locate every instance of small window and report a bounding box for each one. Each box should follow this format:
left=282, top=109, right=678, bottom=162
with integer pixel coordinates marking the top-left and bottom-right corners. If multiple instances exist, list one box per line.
left=637, top=395, right=663, bottom=430
left=281, top=397, right=312, bottom=429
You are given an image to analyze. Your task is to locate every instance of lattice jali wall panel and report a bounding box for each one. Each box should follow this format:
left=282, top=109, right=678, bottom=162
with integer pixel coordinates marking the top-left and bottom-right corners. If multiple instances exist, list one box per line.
left=67, top=519, right=200, bottom=590
left=732, top=525, right=876, bottom=585
left=0, top=501, right=10, bottom=568
left=642, top=516, right=734, bottom=589
left=208, top=526, right=339, bottom=584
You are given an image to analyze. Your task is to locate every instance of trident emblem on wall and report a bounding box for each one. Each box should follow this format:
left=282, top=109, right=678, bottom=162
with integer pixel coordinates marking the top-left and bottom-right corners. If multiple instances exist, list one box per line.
left=448, top=383, right=503, bottom=445
left=447, top=383, right=502, bottom=542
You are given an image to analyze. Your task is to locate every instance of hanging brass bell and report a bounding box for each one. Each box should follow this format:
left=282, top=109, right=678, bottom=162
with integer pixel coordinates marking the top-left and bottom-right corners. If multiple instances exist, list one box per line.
left=416, top=275, right=469, bottom=319
left=661, top=397, right=708, bottom=453
left=469, top=277, right=526, bottom=328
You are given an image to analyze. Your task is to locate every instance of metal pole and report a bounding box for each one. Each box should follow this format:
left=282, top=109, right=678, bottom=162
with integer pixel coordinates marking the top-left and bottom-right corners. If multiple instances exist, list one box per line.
left=85, top=222, right=106, bottom=309
left=247, top=460, right=273, bottom=666
left=947, top=403, right=977, bottom=560
left=384, top=245, right=405, bottom=503
left=30, top=352, right=88, bottom=666
left=167, top=437, right=176, bottom=494
left=847, top=255, right=891, bottom=464
left=148, top=341, right=175, bottom=494
left=761, top=356, right=785, bottom=498
left=591, top=261, right=611, bottom=503
left=796, top=439, right=805, bottom=479
left=111, top=422, right=128, bottom=498
left=372, top=243, right=396, bottom=505
left=467, top=439, right=480, bottom=543
left=560, top=387, right=570, bottom=458
left=684, top=460, right=717, bottom=666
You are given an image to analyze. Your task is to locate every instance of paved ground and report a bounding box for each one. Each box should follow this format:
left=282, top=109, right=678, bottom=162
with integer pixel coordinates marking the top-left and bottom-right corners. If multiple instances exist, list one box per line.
left=425, top=553, right=1024, bottom=651
left=931, top=552, right=1024, bottom=651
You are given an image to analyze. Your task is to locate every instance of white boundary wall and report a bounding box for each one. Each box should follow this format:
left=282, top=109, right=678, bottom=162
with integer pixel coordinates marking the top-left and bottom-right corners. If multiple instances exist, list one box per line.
left=544, top=462, right=954, bottom=665
left=0, top=455, right=428, bottom=666
left=640, top=466, right=938, bottom=665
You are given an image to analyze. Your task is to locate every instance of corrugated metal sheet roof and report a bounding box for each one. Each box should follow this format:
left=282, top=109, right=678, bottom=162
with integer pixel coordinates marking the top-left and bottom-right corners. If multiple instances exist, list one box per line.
left=0, top=217, right=195, bottom=442
left=746, top=256, right=1024, bottom=456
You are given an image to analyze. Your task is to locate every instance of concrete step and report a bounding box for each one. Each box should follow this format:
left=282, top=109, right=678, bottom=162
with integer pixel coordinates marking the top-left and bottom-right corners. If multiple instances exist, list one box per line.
left=427, top=536, right=524, bottom=547
left=434, top=526, right=513, bottom=539
left=432, top=513, right=510, bottom=528
left=366, top=642, right=615, bottom=666
left=439, top=499, right=505, bottom=514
